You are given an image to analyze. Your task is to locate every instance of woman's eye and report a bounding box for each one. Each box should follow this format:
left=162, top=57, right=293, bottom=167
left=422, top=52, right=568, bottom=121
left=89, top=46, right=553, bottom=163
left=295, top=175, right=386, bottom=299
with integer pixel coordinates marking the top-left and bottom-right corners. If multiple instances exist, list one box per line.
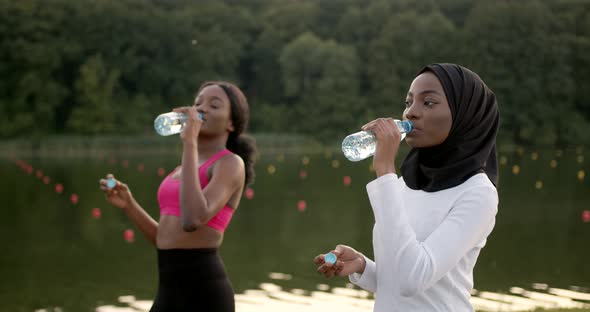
left=424, top=101, right=435, bottom=107
left=404, top=100, right=411, bottom=107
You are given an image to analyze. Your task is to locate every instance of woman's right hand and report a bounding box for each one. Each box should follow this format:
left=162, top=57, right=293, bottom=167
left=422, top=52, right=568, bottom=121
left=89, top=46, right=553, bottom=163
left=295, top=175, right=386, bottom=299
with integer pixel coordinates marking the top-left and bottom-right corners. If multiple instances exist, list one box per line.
left=173, top=106, right=203, bottom=145
left=362, top=118, right=402, bottom=177
left=99, top=174, right=134, bottom=209
left=314, top=245, right=366, bottom=278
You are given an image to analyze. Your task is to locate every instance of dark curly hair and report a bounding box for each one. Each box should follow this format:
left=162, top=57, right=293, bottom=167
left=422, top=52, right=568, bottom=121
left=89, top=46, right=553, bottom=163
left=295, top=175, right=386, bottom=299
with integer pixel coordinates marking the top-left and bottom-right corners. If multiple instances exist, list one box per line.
left=197, top=81, right=257, bottom=186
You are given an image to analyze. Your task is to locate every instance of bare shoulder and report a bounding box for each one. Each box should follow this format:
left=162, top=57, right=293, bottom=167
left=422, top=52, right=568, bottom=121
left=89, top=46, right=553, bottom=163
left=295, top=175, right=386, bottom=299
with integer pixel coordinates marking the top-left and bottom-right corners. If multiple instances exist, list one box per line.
left=222, top=153, right=245, bottom=167
left=214, top=153, right=245, bottom=176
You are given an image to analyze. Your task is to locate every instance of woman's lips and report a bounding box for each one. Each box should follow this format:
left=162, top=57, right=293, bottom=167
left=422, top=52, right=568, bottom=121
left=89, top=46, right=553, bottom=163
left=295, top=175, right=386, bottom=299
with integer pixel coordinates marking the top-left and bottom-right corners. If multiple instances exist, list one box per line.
left=407, top=128, right=421, bottom=135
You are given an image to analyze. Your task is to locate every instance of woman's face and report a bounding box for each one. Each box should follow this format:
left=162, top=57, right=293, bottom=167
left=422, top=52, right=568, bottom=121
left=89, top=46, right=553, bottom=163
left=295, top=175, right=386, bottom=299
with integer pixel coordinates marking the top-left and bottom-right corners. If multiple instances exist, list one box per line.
left=193, top=85, right=234, bottom=135
left=403, top=72, right=452, bottom=148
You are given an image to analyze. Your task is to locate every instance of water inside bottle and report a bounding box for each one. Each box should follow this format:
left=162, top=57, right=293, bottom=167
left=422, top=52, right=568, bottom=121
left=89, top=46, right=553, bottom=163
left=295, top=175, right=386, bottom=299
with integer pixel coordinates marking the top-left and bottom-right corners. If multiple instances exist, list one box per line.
left=154, top=114, right=185, bottom=136
left=342, top=128, right=408, bottom=162
left=342, top=131, right=377, bottom=162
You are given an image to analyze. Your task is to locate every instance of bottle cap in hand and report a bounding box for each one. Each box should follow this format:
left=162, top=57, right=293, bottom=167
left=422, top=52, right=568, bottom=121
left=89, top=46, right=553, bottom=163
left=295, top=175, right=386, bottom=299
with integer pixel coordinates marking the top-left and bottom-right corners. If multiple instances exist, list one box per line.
left=106, top=178, right=116, bottom=189
left=324, top=252, right=337, bottom=265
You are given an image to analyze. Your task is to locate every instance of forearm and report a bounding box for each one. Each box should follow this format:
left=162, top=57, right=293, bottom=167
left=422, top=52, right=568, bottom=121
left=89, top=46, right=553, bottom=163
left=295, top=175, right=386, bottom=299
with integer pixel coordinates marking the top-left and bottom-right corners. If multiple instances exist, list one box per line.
left=122, top=198, right=158, bottom=246
left=349, top=255, right=377, bottom=292
left=368, top=174, right=434, bottom=296
left=179, top=142, right=208, bottom=231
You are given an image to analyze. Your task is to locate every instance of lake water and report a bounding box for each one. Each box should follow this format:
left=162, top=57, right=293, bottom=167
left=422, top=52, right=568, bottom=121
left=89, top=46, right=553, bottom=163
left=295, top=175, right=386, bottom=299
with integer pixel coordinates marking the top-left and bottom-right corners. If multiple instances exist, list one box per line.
left=1, top=145, right=588, bottom=311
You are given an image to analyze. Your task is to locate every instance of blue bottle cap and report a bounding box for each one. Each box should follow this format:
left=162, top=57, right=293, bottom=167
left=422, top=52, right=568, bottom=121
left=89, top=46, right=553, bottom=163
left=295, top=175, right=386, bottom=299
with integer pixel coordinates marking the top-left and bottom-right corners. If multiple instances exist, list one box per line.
left=399, top=120, right=413, bottom=133
left=106, top=178, right=116, bottom=189
left=198, top=112, right=203, bottom=121
left=324, top=252, right=337, bottom=265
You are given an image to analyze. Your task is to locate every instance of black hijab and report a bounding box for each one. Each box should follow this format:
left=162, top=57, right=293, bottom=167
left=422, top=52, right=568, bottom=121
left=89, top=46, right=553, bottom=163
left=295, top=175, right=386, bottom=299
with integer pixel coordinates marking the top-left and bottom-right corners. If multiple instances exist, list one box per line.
left=400, top=63, right=499, bottom=192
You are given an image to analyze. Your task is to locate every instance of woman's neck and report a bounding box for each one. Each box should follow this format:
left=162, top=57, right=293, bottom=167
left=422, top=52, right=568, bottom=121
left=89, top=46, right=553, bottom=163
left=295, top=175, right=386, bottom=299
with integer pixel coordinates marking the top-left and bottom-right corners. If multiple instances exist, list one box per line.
left=197, top=135, right=228, bottom=159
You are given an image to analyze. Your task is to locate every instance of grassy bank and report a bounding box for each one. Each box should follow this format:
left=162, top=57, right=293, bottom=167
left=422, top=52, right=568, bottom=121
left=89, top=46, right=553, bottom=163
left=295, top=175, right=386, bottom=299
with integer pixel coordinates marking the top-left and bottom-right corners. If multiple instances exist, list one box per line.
left=0, top=133, right=331, bottom=158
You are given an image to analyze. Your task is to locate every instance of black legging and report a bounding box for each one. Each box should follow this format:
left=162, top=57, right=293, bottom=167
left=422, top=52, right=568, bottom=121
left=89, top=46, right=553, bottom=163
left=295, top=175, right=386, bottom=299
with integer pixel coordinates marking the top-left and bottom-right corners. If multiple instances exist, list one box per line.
left=150, top=248, right=235, bottom=312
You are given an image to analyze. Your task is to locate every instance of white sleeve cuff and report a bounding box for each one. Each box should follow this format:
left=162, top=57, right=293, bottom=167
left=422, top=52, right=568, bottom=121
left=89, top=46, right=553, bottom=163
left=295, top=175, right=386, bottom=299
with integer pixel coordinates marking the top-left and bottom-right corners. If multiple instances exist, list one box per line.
left=366, top=173, right=399, bottom=196
left=348, top=255, right=377, bottom=292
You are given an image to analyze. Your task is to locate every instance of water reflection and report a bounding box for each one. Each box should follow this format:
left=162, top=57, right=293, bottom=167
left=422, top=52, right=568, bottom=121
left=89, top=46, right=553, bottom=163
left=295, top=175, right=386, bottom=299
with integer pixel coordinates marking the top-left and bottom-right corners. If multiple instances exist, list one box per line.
left=90, top=277, right=590, bottom=312
left=3, top=145, right=589, bottom=311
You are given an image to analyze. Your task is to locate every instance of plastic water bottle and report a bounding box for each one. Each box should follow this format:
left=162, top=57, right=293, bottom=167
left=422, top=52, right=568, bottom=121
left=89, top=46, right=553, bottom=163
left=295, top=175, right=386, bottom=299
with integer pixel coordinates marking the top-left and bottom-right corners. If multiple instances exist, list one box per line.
left=154, top=112, right=203, bottom=136
left=342, top=120, right=413, bottom=162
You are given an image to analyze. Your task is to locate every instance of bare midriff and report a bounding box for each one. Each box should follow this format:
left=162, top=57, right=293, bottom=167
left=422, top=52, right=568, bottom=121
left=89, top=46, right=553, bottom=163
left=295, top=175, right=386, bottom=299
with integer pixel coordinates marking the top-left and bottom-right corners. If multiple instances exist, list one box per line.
left=156, top=215, right=223, bottom=249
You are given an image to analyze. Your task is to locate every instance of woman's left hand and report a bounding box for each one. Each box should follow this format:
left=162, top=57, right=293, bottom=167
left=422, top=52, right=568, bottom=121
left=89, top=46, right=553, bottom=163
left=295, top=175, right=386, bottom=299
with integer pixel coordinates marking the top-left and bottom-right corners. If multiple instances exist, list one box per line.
left=173, top=106, right=202, bottom=144
left=362, top=118, right=402, bottom=177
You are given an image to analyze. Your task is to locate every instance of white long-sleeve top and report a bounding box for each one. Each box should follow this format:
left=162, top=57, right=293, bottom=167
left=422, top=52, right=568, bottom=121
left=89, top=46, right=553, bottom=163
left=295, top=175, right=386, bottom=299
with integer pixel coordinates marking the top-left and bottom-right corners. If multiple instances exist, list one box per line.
left=349, top=173, right=498, bottom=311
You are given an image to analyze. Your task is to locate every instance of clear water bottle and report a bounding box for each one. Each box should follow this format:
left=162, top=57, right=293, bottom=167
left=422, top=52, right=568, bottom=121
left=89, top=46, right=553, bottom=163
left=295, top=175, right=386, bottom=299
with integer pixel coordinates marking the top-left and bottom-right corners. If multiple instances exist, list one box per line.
left=154, top=112, right=203, bottom=136
left=342, top=120, right=413, bottom=162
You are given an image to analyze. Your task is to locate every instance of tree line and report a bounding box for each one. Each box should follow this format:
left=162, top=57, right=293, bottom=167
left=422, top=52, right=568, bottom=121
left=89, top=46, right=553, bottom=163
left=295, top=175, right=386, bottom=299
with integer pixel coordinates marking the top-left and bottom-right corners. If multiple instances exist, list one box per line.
left=1, top=0, right=589, bottom=146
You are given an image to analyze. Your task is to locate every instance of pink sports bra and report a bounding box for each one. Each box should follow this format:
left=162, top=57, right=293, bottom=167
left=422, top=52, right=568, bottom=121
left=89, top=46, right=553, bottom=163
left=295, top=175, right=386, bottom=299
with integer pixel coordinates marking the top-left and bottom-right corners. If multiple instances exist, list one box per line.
left=157, top=149, right=235, bottom=232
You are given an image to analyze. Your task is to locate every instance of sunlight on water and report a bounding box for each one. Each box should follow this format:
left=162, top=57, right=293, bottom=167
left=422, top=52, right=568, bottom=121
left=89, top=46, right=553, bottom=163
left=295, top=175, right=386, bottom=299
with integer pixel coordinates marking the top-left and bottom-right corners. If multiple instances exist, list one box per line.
left=91, top=275, right=590, bottom=312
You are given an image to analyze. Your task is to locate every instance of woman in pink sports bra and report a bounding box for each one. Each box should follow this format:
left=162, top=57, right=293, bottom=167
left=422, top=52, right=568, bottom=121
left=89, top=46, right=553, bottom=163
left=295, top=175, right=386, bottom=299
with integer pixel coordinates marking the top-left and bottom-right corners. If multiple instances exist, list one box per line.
left=99, top=81, right=256, bottom=312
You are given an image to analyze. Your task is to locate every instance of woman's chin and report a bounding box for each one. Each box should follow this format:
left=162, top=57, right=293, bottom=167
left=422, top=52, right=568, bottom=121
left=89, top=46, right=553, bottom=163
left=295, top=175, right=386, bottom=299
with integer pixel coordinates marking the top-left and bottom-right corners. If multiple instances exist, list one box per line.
left=405, top=137, right=428, bottom=149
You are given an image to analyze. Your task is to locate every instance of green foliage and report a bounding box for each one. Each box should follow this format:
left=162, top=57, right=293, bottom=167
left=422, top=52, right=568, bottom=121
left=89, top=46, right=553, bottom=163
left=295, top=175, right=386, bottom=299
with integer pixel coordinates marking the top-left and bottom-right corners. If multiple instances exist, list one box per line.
left=463, top=0, right=582, bottom=146
left=68, top=55, right=119, bottom=134
left=280, top=32, right=362, bottom=141
left=0, top=0, right=589, bottom=146
left=366, top=10, right=459, bottom=118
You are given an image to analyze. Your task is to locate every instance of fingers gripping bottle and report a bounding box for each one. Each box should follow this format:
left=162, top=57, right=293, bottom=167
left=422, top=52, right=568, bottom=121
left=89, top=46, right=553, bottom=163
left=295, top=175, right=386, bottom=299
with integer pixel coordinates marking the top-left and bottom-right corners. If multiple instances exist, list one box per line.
left=341, top=120, right=413, bottom=162
left=154, top=112, right=203, bottom=136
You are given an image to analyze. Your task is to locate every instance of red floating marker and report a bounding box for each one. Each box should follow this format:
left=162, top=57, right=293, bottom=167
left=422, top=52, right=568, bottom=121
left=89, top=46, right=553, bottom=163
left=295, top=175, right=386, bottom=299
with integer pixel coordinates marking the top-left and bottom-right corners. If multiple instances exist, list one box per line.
left=26, top=166, right=33, bottom=174
left=70, top=193, right=79, bottom=205
left=137, top=163, right=145, bottom=172
left=36, top=170, right=43, bottom=179
left=43, top=176, right=51, bottom=185
left=55, top=183, right=64, bottom=194
left=297, top=200, right=307, bottom=212
left=124, top=229, right=135, bottom=243
left=92, top=208, right=102, bottom=219
left=299, top=170, right=308, bottom=179
left=244, top=187, right=254, bottom=199
left=122, top=160, right=129, bottom=168
left=157, top=167, right=166, bottom=177
left=343, top=176, right=352, bottom=186
left=583, top=210, right=590, bottom=223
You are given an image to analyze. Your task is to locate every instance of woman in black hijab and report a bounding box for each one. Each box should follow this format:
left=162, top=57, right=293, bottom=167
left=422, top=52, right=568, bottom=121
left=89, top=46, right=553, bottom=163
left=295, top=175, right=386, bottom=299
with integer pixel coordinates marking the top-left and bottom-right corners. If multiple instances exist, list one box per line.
left=402, top=63, right=499, bottom=191
left=314, top=63, right=500, bottom=311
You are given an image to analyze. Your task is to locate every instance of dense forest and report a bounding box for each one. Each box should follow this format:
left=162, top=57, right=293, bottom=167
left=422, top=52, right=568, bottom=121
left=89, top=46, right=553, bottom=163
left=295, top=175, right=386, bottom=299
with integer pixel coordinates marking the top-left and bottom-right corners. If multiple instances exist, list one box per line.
left=1, top=0, right=589, bottom=146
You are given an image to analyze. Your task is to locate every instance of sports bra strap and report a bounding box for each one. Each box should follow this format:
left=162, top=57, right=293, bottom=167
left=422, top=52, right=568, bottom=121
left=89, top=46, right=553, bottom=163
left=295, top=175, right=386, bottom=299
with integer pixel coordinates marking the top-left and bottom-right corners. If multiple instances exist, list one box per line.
left=201, top=149, right=231, bottom=171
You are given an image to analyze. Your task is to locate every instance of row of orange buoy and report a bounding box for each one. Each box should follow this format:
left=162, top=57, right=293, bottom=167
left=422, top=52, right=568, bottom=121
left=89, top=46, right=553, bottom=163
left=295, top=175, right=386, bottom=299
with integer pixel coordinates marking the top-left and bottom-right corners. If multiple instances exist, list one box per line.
left=12, top=149, right=588, bottom=239
left=262, top=153, right=589, bottom=223
left=499, top=155, right=586, bottom=167
left=262, top=156, right=355, bottom=213
left=512, top=147, right=585, bottom=158
left=14, top=159, right=80, bottom=204
left=12, top=157, right=135, bottom=243
left=103, top=151, right=588, bottom=223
